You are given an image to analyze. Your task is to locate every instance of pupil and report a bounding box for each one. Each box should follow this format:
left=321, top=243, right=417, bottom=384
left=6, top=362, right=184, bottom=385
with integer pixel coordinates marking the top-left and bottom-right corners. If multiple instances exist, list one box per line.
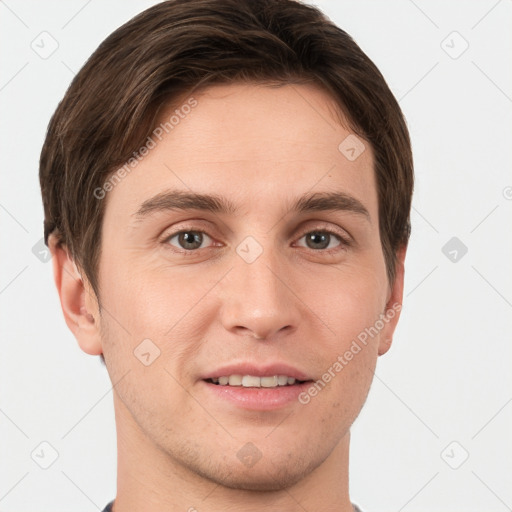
left=307, top=232, right=329, bottom=250
left=180, top=231, right=202, bottom=249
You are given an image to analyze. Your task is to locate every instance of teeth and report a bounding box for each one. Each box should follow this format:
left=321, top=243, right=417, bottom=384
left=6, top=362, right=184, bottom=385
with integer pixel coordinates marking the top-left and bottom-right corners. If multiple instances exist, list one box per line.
left=210, top=375, right=302, bottom=387
left=228, top=375, right=243, bottom=386
left=260, top=376, right=278, bottom=387
left=242, top=375, right=261, bottom=387
left=277, top=375, right=288, bottom=386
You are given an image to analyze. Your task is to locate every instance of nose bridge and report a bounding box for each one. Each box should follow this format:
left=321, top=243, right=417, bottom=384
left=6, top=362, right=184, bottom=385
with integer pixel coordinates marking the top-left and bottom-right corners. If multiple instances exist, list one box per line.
left=220, top=237, right=300, bottom=339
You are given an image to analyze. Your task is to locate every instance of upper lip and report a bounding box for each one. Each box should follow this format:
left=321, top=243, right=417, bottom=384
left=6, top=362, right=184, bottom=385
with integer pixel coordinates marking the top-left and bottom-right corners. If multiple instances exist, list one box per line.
left=202, top=362, right=313, bottom=381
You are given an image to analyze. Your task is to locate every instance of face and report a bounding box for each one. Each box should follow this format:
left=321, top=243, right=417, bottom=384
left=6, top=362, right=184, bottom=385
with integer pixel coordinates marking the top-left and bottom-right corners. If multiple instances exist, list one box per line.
left=75, top=83, right=404, bottom=490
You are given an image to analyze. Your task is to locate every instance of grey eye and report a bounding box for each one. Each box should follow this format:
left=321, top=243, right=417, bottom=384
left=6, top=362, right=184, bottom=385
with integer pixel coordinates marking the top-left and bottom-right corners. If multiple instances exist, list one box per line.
left=298, top=231, right=341, bottom=250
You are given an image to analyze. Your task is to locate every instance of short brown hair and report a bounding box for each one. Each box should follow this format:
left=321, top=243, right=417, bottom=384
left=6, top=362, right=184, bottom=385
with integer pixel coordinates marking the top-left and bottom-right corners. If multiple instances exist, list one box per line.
left=40, top=0, right=413, bottom=304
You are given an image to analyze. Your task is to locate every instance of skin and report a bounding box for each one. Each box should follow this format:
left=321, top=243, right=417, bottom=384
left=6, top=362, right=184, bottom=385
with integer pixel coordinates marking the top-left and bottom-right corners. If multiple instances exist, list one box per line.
left=50, top=82, right=406, bottom=512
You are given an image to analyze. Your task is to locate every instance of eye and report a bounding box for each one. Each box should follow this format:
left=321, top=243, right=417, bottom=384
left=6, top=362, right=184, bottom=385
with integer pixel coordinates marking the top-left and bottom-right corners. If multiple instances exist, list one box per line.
left=164, top=230, right=213, bottom=251
left=296, top=230, right=346, bottom=251
left=161, top=227, right=350, bottom=255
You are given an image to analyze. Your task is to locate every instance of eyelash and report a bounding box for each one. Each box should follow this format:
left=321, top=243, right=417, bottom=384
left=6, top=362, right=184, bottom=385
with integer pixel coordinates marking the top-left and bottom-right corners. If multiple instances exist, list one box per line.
left=160, top=225, right=352, bottom=255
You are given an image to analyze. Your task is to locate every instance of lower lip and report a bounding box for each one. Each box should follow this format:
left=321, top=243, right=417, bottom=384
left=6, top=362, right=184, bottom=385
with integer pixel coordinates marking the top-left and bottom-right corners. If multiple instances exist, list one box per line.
left=201, top=380, right=313, bottom=410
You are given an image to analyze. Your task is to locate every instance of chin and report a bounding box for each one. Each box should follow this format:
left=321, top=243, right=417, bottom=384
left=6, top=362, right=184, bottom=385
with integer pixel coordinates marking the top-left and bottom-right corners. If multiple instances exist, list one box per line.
left=213, top=468, right=307, bottom=492
left=194, top=452, right=321, bottom=492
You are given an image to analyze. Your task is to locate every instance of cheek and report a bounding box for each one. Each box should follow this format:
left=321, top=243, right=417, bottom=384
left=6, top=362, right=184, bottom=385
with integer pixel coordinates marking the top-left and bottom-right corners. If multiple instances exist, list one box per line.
left=99, top=251, right=204, bottom=334
left=311, top=266, right=387, bottom=348
left=301, top=276, right=383, bottom=420
left=300, top=266, right=385, bottom=408
left=98, top=266, right=196, bottom=427
left=98, top=257, right=219, bottom=389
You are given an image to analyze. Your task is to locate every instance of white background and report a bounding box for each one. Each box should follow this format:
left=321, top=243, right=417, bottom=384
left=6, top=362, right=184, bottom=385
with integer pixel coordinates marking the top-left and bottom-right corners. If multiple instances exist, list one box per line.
left=1, top=1, right=511, bottom=511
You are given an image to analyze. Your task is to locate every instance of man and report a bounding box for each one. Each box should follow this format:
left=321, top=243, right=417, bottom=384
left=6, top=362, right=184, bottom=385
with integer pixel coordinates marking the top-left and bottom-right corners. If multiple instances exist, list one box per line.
left=39, top=0, right=413, bottom=510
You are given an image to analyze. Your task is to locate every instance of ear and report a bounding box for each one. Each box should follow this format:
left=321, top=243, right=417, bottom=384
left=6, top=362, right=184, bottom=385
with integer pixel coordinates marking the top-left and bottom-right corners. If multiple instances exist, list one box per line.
left=377, top=245, right=407, bottom=356
left=48, top=235, right=103, bottom=356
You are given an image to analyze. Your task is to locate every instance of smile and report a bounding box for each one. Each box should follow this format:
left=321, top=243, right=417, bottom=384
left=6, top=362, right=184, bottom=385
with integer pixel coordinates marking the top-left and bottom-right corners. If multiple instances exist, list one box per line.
left=207, top=375, right=306, bottom=387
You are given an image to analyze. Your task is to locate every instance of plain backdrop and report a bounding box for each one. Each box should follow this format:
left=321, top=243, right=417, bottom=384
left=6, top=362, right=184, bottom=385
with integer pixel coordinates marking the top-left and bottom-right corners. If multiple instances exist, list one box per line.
left=1, top=1, right=511, bottom=511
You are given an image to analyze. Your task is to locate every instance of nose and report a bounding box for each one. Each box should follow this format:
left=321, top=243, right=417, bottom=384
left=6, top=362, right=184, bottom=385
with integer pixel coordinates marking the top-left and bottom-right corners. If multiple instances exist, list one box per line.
left=218, top=247, right=302, bottom=340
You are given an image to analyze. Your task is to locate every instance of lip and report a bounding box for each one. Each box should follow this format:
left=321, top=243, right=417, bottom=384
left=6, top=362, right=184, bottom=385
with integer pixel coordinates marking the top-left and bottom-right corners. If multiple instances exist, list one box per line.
left=201, top=362, right=313, bottom=381
left=201, top=379, right=313, bottom=411
left=200, top=362, right=314, bottom=411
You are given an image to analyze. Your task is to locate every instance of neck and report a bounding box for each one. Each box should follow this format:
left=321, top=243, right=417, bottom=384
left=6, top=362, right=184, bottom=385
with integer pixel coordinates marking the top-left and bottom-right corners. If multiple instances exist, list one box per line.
left=112, top=392, right=354, bottom=512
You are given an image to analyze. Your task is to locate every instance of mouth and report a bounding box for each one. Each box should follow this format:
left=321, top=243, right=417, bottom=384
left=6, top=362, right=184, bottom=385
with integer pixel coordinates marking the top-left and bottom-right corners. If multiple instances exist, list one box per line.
left=205, top=375, right=309, bottom=388
left=201, top=364, right=315, bottom=410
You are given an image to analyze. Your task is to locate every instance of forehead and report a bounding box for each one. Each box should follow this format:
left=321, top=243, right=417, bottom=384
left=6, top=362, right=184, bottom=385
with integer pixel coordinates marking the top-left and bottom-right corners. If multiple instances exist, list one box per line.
left=103, top=82, right=377, bottom=222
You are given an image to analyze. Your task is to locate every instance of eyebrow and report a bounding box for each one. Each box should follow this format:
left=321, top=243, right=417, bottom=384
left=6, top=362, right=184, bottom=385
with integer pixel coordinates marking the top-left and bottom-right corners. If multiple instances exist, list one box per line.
left=132, top=189, right=370, bottom=221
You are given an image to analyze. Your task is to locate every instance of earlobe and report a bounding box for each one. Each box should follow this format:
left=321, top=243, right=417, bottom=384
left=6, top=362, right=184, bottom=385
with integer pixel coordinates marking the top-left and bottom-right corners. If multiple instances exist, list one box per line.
left=48, top=235, right=103, bottom=356
left=378, top=337, right=393, bottom=356
left=378, top=245, right=407, bottom=356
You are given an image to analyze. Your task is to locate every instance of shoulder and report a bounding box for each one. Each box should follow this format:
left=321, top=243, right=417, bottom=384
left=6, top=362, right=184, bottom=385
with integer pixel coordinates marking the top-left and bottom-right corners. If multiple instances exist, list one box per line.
left=101, top=500, right=114, bottom=512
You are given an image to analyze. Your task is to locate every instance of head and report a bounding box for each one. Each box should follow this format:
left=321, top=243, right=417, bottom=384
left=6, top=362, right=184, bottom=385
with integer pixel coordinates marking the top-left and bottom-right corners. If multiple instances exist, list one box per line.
left=40, top=0, right=412, bottom=492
